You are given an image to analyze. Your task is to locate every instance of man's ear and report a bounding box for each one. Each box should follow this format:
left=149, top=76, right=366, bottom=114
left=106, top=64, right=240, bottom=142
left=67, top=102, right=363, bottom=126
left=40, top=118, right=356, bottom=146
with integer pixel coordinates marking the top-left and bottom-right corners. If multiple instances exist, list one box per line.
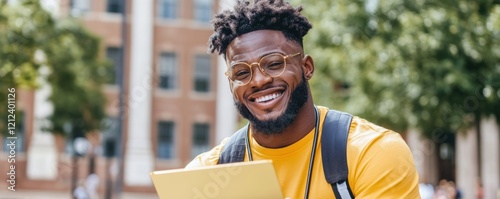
left=302, top=55, right=314, bottom=80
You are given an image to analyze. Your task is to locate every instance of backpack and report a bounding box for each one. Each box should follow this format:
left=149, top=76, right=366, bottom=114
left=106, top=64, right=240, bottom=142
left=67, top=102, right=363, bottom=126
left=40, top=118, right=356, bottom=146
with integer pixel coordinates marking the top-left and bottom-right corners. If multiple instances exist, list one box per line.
left=217, top=109, right=355, bottom=199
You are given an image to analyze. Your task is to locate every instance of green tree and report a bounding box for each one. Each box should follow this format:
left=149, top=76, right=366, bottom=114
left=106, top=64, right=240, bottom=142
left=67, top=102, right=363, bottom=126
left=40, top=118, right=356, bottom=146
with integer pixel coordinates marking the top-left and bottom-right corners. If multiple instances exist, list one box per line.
left=296, top=0, right=500, bottom=137
left=0, top=0, right=111, bottom=137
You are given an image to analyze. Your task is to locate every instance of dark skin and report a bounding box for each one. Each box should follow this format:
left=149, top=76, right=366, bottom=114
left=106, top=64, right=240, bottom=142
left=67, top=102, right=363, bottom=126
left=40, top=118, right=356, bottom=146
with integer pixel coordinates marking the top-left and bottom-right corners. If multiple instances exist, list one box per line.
left=225, top=30, right=317, bottom=148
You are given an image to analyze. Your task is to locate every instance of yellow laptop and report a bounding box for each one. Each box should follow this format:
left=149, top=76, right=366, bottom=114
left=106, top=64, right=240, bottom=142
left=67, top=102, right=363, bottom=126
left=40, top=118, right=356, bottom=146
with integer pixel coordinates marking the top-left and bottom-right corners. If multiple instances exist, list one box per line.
left=150, top=160, right=283, bottom=199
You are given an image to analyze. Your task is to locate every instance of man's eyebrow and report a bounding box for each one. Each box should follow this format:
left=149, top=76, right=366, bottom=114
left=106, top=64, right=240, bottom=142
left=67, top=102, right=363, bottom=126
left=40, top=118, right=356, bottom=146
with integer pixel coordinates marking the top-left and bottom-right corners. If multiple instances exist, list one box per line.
left=229, top=51, right=284, bottom=64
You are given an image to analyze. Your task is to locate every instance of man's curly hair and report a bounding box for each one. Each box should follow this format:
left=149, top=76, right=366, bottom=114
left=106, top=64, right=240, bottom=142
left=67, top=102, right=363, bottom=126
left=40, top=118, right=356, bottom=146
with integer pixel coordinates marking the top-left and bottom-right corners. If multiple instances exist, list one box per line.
left=208, top=0, right=312, bottom=56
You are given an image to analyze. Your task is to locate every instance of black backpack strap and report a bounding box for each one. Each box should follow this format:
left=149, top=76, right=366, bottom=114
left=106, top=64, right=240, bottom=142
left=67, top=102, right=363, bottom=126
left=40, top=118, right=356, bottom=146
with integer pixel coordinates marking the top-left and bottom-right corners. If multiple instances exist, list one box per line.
left=217, top=125, right=248, bottom=164
left=322, top=110, right=355, bottom=199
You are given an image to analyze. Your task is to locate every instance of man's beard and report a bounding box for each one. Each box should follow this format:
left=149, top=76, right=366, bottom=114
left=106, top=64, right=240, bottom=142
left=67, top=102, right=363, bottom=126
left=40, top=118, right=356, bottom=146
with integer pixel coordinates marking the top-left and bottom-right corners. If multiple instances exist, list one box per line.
left=235, top=76, right=309, bottom=135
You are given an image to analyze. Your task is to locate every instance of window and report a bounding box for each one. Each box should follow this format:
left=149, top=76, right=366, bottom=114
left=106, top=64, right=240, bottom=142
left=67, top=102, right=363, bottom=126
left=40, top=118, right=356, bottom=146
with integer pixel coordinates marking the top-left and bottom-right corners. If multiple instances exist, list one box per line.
left=101, top=117, right=119, bottom=157
left=105, top=47, right=122, bottom=85
left=193, top=55, right=211, bottom=92
left=159, top=52, right=177, bottom=90
left=107, top=0, right=122, bottom=13
left=158, top=121, right=175, bottom=159
left=158, top=0, right=177, bottom=19
left=193, top=0, right=212, bottom=23
left=191, top=123, right=210, bottom=158
left=70, top=0, right=90, bottom=16
left=3, top=111, right=25, bottom=153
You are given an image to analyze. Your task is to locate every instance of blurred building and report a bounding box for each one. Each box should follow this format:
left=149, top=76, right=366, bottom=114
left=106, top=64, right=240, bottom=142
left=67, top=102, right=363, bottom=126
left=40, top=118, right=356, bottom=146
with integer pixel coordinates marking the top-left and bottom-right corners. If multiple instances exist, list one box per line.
left=0, top=0, right=241, bottom=197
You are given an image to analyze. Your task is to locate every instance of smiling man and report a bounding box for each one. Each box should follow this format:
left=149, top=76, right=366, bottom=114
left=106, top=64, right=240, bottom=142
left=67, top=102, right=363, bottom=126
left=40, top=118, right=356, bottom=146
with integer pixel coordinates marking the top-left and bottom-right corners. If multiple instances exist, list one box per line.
left=186, top=0, right=420, bottom=198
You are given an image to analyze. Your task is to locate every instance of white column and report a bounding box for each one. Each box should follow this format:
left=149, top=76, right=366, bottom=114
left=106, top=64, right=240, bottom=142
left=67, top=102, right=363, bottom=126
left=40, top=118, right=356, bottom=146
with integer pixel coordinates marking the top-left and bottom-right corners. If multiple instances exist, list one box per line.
left=405, top=129, right=438, bottom=184
left=405, top=129, right=425, bottom=182
left=456, top=127, right=479, bottom=199
left=123, top=0, right=154, bottom=186
left=480, top=115, right=500, bottom=199
left=215, top=0, right=237, bottom=143
left=27, top=67, right=57, bottom=180
left=215, top=54, right=237, bottom=143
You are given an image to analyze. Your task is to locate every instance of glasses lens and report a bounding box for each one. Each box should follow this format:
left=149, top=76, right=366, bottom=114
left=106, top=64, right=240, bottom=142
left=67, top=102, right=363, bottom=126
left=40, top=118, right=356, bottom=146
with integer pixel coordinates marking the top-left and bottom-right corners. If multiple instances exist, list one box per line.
left=260, top=54, right=286, bottom=77
left=229, top=63, right=251, bottom=84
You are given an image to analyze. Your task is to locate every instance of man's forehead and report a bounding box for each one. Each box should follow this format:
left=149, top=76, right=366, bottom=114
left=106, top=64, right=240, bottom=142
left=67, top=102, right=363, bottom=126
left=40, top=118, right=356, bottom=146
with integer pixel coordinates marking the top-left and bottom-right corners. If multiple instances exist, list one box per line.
left=231, top=30, right=285, bottom=48
left=225, top=30, right=290, bottom=60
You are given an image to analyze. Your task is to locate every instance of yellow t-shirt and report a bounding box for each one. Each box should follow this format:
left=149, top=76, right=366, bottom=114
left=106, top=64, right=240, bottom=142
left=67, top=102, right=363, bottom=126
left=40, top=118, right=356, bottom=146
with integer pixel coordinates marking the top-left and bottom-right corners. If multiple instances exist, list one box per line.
left=187, top=106, right=420, bottom=199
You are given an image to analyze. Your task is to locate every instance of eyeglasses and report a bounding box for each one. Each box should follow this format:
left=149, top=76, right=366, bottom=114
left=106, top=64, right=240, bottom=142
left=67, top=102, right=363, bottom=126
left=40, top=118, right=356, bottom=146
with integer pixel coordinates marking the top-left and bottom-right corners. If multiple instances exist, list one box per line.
left=225, top=52, right=301, bottom=85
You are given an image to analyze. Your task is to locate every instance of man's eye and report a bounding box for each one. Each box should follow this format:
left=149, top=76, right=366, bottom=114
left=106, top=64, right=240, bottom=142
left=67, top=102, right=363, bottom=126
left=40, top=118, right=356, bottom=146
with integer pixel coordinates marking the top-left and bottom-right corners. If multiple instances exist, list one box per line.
left=265, top=62, right=284, bottom=69
left=235, top=70, right=250, bottom=77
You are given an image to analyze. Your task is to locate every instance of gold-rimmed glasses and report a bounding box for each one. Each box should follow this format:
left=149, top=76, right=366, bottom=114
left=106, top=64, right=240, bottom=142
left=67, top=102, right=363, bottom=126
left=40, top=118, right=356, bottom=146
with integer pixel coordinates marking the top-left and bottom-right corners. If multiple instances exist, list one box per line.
left=225, top=52, right=301, bottom=85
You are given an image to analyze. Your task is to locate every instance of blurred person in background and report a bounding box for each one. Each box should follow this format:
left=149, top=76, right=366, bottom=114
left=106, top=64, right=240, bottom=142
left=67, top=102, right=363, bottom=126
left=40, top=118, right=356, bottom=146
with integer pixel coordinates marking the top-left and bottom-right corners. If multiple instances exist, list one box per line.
left=420, top=182, right=435, bottom=199
left=73, top=180, right=89, bottom=199
left=476, top=179, right=484, bottom=199
left=432, top=179, right=462, bottom=199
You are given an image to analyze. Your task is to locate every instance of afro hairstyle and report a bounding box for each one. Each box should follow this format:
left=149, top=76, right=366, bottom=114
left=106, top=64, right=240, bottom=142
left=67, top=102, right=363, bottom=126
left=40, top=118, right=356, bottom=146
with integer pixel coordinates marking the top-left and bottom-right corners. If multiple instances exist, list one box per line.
left=208, top=0, right=312, bottom=56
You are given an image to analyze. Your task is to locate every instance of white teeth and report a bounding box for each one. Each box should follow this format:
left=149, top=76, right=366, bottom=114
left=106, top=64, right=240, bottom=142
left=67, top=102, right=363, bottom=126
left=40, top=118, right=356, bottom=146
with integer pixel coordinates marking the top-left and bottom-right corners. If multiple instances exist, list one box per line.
left=255, top=93, right=281, bottom=103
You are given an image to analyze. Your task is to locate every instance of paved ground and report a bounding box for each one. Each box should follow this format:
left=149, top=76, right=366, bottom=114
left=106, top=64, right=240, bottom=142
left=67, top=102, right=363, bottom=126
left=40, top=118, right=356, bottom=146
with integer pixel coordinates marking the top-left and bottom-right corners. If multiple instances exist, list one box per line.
left=0, top=190, right=159, bottom=199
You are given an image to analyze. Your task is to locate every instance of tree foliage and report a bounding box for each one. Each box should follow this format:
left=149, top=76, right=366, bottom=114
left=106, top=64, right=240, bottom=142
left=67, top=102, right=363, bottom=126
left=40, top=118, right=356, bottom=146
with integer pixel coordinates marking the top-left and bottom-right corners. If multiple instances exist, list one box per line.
left=296, top=0, right=500, bottom=137
left=0, top=0, right=111, bottom=137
